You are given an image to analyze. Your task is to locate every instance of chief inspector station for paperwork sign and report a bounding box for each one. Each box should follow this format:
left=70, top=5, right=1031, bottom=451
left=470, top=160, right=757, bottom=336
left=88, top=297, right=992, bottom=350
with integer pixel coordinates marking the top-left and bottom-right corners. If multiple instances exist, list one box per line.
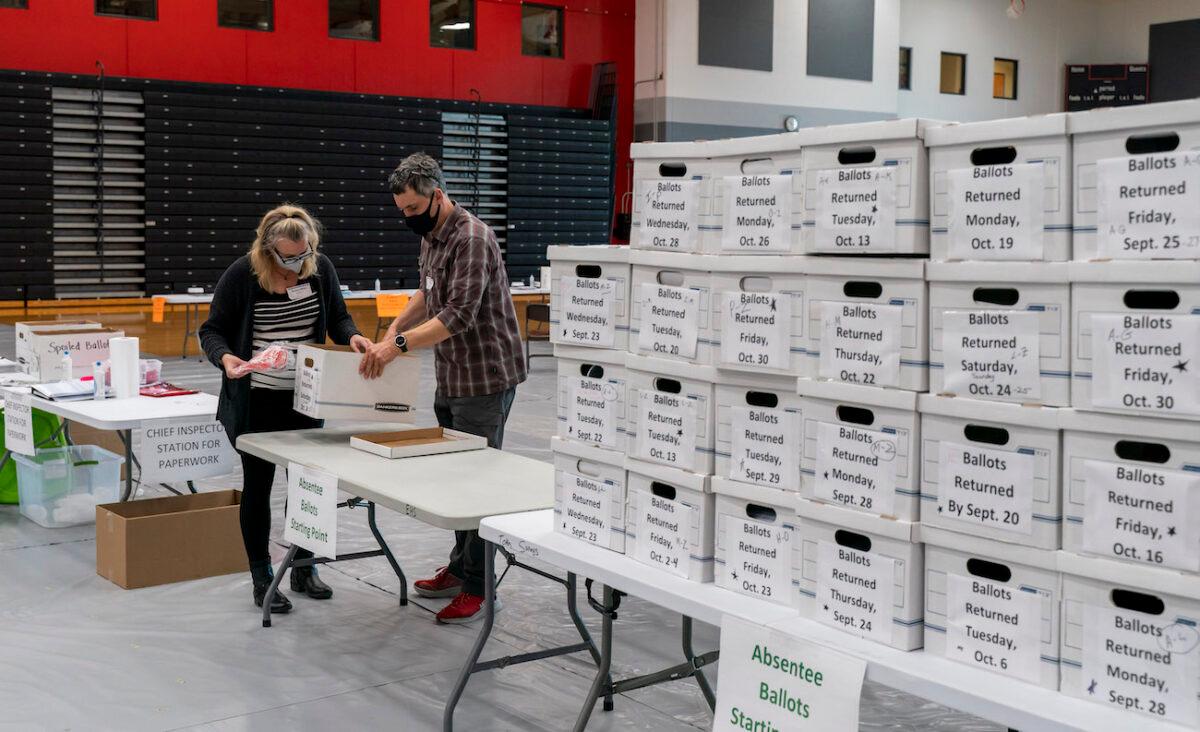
left=137, top=417, right=238, bottom=483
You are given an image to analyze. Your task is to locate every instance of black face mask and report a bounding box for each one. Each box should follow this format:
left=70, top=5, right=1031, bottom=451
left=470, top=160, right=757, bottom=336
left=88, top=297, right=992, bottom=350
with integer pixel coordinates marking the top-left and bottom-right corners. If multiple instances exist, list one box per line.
left=404, top=193, right=440, bottom=237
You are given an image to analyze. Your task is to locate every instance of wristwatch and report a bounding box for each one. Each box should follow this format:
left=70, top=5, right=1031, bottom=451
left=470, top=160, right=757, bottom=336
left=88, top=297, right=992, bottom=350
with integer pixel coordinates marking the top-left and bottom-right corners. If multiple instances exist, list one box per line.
left=393, top=333, right=409, bottom=353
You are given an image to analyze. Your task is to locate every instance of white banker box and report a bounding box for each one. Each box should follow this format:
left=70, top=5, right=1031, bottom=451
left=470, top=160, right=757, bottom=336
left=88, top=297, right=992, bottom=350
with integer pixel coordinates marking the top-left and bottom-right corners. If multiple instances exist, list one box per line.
left=24, top=327, right=124, bottom=381
left=15, top=320, right=103, bottom=375
left=626, top=354, right=716, bottom=476
left=709, top=255, right=809, bottom=377
left=714, top=372, right=804, bottom=492
left=552, top=437, right=627, bottom=554
left=554, top=345, right=628, bottom=457
left=712, top=476, right=800, bottom=608
left=630, top=140, right=713, bottom=254
left=293, top=344, right=418, bottom=421
left=549, top=245, right=630, bottom=351
left=624, top=457, right=715, bottom=582
left=629, top=250, right=716, bottom=365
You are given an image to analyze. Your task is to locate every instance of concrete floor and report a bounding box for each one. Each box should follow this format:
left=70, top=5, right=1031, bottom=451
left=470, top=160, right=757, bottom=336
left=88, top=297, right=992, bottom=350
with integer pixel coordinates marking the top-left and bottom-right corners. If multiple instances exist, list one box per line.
left=0, top=332, right=1001, bottom=731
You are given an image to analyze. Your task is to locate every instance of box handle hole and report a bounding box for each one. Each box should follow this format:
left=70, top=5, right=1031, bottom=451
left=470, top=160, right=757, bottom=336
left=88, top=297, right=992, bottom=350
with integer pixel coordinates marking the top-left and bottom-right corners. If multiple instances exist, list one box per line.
left=740, top=157, right=774, bottom=174
left=575, top=264, right=601, bottom=278
left=838, top=146, right=876, bottom=165
left=964, top=424, right=1010, bottom=445
left=972, top=287, right=1020, bottom=306
left=1122, top=290, right=1180, bottom=309
left=580, top=363, right=605, bottom=379
left=834, top=529, right=872, bottom=553
left=656, top=271, right=685, bottom=287
left=650, top=482, right=677, bottom=500
left=966, top=557, right=1012, bottom=583
left=739, top=275, right=772, bottom=292
left=745, top=503, right=777, bottom=522
left=1125, top=132, right=1179, bottom=155
left=836, top=405, right=874, bottom=425
left=654, top=378, right=682, bottom=394
left=1112, top=588, right=1165, bottom=615
left=1114, top=440, right=1170, bottom=464
left=970, top=146, right=1018, bottom=166
left=658, top=162, right=688, bottom=177
left=575, top=459, right=603, bottom=478
left=746, top=391, right=779, bottom=408
left=843, top=281, right=882, bottom=299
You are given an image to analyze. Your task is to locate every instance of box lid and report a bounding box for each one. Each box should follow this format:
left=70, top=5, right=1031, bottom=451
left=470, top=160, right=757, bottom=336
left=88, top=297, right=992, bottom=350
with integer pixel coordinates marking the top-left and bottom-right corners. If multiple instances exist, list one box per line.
left=797, top=378, right=919, bottom=411
left=918, top=394, right=1064, bottom=430
left=713, top=369, right=799, bottom=393
left=711, top=474, right=798, bottom=511
left=1067, top=98, right=1200, bottom=136
left=802, top=118, right=944, bottom=147
left=1059, top=550, right=1200, bottom=601
left=552, top=344, right=628, bottom=368
left=1057, top=408, right=1200, bottom=443
left=703, top=130, right=817, bottom=158
left=630, top=140, right=711, bottom=160
left=1069, top=260, right=1200, bottom=283
left=550, top=435, right=625, bottom=469
left=925, top=261, right=1070, bottom=283
left=627, top=353, right=719, bottom=383
left=796, top=497, right=920, bottom=542
left=548, top=244, right=630, bottom=264
left=924, top=113, right=1069, bottom=147
left=629, top=249, right=720, bottom=271
left=921, top=524, right=1058, bottom=571
left=624, top=456, right=711, bottom=493
left=706, top=255, right=812, bottom=274
left=802, top=256, right=926, bottom=280
left=31, top=327, right=123, bottom=338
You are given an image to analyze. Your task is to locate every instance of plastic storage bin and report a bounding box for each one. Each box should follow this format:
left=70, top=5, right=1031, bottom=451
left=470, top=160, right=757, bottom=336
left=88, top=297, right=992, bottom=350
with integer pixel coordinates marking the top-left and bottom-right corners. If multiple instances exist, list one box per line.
left=16, top=445, right=124, bottom=528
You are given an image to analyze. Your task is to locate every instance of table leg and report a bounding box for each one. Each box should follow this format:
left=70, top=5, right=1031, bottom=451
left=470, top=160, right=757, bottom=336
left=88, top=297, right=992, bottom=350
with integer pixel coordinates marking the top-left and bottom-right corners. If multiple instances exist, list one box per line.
left=367, top=501, right=407, bottom=606
left=682, top=615, right=716, bottom=709
left=262, top=543, right=300, bottom=629
left=187, top=480, right=197, bottom=494
left=181, top=302, right=191, bottom=359
left=567, top=573, right=613, bottom=712
left=573, top=584, right=614, bottom=732
left=442, top=540, right=497, bottom=732
left=119, top=429, right=134, bottom=502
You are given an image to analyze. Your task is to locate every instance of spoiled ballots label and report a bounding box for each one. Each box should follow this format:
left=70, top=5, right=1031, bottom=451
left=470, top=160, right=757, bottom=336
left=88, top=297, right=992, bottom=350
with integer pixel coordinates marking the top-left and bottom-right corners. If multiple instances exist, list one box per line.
left=636, top=389, right=697, bottom=471
left=1081, top=603, right=1200, bottom=726
left=721, top=516, right=792, bottom=604
left=560, top=471, right=615, bottom=548
left=814, top=166, right=897, bottom=252
left=1083, top=459, right=1200, bottom=572
left=814, top=422, right=898, bottom=517
left=559, top=276, right=616, bottom=347
left=942, top=310, right=1041, bottom=402
left=637, top=283, right=700, bottom=359
left=567, top=376, right=619, bottom=449
left=1098, top=151, right=1200, bottom=259
left=720, top=291, right=791, bottom=370
left=634, top=491, right=694, bottom=577
left=1090, top=313, right=1200, bottom=417
left=818, top=301, right=902, bottom=387
left=936, top=441, right=1034, bottom=535
left=947, top=163, right=1045, bottom=260
left=815, top=540, right=895, bottom=644
left=638, top=179, right=699, bottom=252
left=730, top=406, right=800, bottom=490
left=945, top=575, right=1042, bottom=683
left=722, top=174, right=792, bottom=252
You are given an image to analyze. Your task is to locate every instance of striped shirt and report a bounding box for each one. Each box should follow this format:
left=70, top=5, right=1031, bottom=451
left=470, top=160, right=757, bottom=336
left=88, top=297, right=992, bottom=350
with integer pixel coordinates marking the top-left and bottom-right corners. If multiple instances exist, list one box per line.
left=250, top=289, right=318, bottom=390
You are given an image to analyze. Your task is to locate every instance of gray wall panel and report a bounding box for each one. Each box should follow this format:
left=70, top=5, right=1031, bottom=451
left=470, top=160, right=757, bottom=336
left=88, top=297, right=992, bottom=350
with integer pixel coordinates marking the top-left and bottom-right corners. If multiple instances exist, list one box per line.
left=806, top=0, right=874, bottom=81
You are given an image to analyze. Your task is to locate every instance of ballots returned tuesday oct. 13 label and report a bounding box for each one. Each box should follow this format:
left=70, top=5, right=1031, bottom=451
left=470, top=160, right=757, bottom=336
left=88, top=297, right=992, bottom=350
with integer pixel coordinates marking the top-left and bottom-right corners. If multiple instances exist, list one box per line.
left=814, top=165, right=898, bottom=252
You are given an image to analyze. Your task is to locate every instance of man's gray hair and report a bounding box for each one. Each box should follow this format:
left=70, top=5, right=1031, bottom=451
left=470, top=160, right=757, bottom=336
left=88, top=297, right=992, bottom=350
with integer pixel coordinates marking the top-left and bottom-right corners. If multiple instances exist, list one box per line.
left=388, top=153, right=445, bottom=197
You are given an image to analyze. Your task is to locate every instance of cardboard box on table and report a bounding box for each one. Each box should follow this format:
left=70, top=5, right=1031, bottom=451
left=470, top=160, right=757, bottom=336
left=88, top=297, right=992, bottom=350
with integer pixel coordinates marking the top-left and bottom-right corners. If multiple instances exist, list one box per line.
left=23, top=327, right=124, bottom=382
left=554, top=344, right=628, bottom=456
left=713, top=371, right=804, bottom=492
left=629, top=249, right=716, bottom=365
left=712, top=475, right=800, bottom=608
left=625, top=354, right=716, bottom=476
left=624, top=457, right=715, bottom=582
left=629, top=140, right=714, bottom=254
left=552, top=436, right=627, bottom=554
left=293, top=343, right=418, bottom=421
left=709, top=254, right=809, bottom=378
left=15, top=320, right=103, bottom=375
left=549, top=244, right=631, bottom=352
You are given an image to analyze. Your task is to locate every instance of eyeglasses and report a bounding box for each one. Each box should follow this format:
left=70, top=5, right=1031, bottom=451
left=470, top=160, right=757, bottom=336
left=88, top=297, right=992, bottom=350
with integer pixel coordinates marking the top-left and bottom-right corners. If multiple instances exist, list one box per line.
left=272, top=248, right=313, bottom=266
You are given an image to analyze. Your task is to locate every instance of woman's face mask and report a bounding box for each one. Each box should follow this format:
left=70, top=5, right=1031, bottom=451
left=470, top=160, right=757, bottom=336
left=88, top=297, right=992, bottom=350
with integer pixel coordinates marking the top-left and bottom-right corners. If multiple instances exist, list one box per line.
left=271, top=247, right=312, bottom=274
left=403, top=193, right=441, bottom=237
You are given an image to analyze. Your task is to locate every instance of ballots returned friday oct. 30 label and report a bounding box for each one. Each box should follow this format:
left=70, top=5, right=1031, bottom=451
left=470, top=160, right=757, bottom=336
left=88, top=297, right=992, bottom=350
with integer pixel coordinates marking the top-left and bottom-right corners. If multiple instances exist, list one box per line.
left=1089, top=313, right=1199, bottom=417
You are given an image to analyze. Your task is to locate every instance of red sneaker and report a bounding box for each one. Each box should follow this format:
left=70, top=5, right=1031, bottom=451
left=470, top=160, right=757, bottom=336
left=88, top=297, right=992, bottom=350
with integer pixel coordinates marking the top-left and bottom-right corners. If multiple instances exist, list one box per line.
left=436, top=592, right=501, bottom=624
left=414, top=566, right=463, bottom=599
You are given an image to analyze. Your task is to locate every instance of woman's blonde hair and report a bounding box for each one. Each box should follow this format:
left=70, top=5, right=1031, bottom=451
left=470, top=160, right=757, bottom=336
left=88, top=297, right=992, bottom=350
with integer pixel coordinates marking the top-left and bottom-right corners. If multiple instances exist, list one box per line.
left=249, top=204, right=321, bottom=291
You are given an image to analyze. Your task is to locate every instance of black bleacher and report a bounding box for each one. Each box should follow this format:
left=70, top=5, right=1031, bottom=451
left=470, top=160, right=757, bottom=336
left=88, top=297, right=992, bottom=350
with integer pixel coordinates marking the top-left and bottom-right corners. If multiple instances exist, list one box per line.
left=0, top=79, right=54, bottom=300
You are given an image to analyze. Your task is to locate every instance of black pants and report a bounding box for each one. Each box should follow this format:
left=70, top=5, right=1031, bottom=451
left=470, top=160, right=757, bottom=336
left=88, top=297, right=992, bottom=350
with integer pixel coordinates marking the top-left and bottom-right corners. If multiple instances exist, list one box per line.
left=238, top=388, right=322, bottom=565
left=434, top=387, right=517, bottom=596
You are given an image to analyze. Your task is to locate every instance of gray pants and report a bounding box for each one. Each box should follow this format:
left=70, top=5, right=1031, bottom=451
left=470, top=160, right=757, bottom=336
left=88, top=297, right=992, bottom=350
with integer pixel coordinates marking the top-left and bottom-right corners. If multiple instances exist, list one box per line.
left=434, top=387, right=517, bottom=596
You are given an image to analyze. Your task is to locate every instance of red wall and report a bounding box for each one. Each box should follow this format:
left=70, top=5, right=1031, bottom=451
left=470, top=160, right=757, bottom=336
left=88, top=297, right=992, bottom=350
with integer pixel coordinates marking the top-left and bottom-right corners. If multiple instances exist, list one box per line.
left=0, top=0, right=635, bottom=234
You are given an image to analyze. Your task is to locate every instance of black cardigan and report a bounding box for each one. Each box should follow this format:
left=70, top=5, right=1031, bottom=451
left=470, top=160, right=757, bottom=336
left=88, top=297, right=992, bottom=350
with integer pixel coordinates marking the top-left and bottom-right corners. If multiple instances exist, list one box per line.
left=199, top=253, right=361, bottom=442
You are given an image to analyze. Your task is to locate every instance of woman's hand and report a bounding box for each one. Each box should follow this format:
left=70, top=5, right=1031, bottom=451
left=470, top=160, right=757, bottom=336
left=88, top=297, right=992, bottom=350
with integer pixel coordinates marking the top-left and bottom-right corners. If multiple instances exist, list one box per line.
left=221, top=353, right=249, bottom=379
left=349, top=334, right=373, bottom=354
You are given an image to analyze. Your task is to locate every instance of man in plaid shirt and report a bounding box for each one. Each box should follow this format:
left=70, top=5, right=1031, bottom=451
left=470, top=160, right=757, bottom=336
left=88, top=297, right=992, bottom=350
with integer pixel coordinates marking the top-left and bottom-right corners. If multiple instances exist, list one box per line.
left=360, top=152, right=527, bottom=623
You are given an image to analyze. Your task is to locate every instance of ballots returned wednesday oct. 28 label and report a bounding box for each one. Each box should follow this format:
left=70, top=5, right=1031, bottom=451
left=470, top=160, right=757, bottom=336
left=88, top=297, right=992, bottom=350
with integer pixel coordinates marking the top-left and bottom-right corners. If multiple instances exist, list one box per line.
left=638, top=179, right=700, bottom=252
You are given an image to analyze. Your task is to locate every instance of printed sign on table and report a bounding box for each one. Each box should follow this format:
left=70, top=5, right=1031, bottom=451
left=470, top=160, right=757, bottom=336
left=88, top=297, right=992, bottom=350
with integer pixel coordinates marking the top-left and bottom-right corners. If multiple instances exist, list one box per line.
left=2, top=387, right=35, bottom=456
left=283, top=462, right=338, bottom=560
left=138, top=417, right=238, bottom=483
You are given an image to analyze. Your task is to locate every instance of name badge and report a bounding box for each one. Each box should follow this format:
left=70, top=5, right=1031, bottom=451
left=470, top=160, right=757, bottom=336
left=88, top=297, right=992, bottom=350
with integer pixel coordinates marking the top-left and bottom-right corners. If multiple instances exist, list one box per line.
left=286, top=283, right=314, bottom=301
left=426, top=276, right=434, bottom=291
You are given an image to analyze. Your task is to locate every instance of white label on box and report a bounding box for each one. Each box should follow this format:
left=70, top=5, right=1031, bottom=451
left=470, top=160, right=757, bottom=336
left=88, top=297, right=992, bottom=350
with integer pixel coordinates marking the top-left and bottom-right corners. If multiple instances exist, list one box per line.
left=941, top=310, right=1041, bottom=402
left=1098, top=151, right=1200, bottom=260
left=1090, top=313, right=1200, bottom=417
left=637, top=283, right=700, bottom=359
left=1083, top=459, right=1200, bottom=572
left=945, top=574, right=1043, bottom=683
left=1081, top=603, right=1200, bottom=726
left=638, top=179, right=699, bottom=252
left=818, top=301, right=902, bottom=388
left=292, top=361, right=320, bottom=418
left=559, top=276, right=616, bottom=348
left=138, top=417, right=238, bottom=484
left=815, top=540, right=895, bottom=644
left=2, top=387, right=35, bottom=456
left=814, top=166, right=897, bottom=252
left=634, top=491, right=694, bottom=577
left=722, top=515, right=793, bottom=604
left=560, top=471, right=615, bottom=548
left=813, top=421, right=898, bottom=517
left=636, top=389, right=697, bottom=471
left=283, top=462, right=338, bottom=560
left=567, top=376, right=619, bottom=449
left=715, top=616, right=865, bottom=732
left=947, top=163, right=1046, bottom=261
left=721, top=174, right=792, bottom=252
left=936, top=441, right=1035, bottom=535
left=730, top=405, right=800, bottom=490
left=720, top=291, right=791, bottom=369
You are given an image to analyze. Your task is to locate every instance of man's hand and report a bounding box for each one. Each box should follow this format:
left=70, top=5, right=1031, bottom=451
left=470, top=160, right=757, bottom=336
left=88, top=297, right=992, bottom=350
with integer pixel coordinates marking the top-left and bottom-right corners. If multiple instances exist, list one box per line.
left=358, top=339, right=400, bottom=380
left=221, top=353, right=249, bottom=380
left=349, top=334, right=372, bottom=353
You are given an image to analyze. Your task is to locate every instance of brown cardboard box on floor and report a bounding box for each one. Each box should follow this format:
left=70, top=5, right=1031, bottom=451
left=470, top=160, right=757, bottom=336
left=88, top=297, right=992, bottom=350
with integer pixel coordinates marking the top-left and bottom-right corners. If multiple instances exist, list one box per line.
left=96, top=490, right=247, bottom=589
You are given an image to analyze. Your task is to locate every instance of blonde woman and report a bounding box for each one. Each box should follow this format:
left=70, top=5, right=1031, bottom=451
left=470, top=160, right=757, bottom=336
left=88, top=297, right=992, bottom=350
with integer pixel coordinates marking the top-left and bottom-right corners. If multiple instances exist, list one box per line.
left=200, top=204, right=371, bottom=614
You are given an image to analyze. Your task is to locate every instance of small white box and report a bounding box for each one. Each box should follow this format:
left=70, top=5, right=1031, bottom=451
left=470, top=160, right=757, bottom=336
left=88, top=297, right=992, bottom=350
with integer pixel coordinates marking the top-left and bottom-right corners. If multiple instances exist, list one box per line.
left=630, top=141, right=713, bottom=254
left=1069, top=260, right=1200, bottom=420
left=714, top=372, right=804, bottom=492
left=804, top=257, right=928, bottom=392
left=629, top=250, right=716, bottom=365
left=928, top=261, right=1071, bottom=406
left=918, top=394, right=1063, bottom=550
left=349, top=427, right=485, bottom=459
left=705, top=133, right=810, bottom=255
left=1059, top=551, right=1200, bottom=725
left=712, top=476, right=801, bottom=608
left=15, top=320, right=103, bottom=375
left=1061, top=409, right=1200, bottom=571
left=801, top=118, right=937, bottom=254
left=795, top=498, right=923, bottom=650
left=624, top=457, right=715, bottom=582
left=25, top=327, right=125, bottom=381
left=552, top=437, right=627, bottom=554
left=926, top=114, right=1072, bottom=262
left=1069, top=98, right=1200, bottom=261
left=626, top=354, right=716, bottom=475
left=554, top=345, right=628, bottom=456
left=293, top=344, right=418, bottom=421
left=709, top=255, right=809, bottom=377
left=922, top=525, right=1062, bottom=690
left=797, top=379, right=921, bottom=521
left=549, top=244, right=631, bottom=351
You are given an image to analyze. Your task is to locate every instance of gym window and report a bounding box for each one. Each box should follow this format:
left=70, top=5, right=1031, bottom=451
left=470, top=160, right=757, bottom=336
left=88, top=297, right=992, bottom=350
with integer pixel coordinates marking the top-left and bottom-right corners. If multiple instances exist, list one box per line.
left=994, top=57, right=1018, bottom=99
left=329, top=0, right=379, bottom=41
left=522, top=3, right=564, bottom=58
left=940, top=51, right=966, bottom=95
left=431, top=0, right=475, bottom=50
left=219, top=0, right=272, bottom=31
left=95, top=0, right=156, bottom=20
left=0, top=1, right=28, bottom=9
left=898, top=46, right=911, bottom=90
